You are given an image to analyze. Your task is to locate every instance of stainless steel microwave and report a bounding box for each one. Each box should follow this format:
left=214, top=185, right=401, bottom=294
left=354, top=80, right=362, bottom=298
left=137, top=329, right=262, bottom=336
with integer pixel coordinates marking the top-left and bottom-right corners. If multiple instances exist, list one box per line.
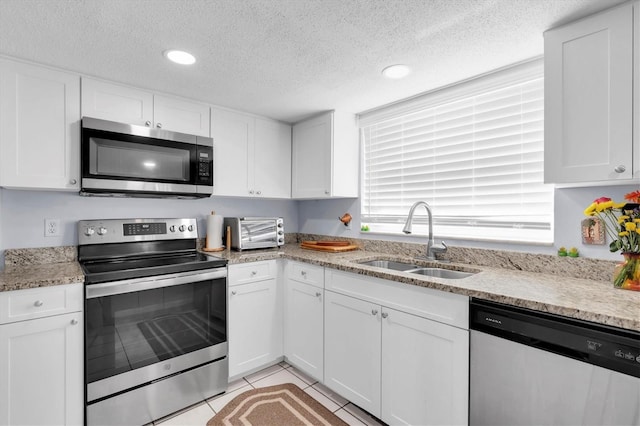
left=80, top=117, right=213, bottom=198
left=224, top=217, right=285, bottom=250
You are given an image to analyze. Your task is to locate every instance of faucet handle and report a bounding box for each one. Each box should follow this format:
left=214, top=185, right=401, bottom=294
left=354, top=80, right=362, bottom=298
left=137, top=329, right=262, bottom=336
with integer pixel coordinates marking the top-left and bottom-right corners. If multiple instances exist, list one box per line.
left=431, top=240, right=448, bottom=254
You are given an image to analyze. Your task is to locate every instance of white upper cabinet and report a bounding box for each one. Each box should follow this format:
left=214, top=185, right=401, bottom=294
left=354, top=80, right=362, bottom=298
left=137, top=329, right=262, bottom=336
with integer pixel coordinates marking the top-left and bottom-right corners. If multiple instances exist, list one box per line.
left=153, top=95, right=210, bottom=137
left=544, top=3, right=636, bottom=184
left=212, top=107, right=291, bottom=198
left=0, top=59, right=80, bottom=191
left=81, top=78, right=153, bottom=126
left=634, top=1, right=640, bottom=181
left=81, top=78, right=210, bottom=136
left=254, top=118, right=291, bottom=198
left=292, top=111, right=359, bottom=199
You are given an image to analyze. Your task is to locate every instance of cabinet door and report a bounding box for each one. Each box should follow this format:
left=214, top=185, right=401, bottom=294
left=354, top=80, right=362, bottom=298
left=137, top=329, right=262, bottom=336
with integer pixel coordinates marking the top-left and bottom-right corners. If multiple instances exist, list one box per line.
left=544, top=4, right=634, bottom=183
left=254, top=118, right=291, bottom=198
left=153, top=95, right=210, bottom=137
left=634, top=1, right=640, bottom=181
left=228, top=279, right=282, bottom=378
left=381, top=307, right=469, bottom=426
left=324, top=290, right=381, bottom=417
left=211, top=108, right=253, bottom=197
left=81, top=78, right=153, bottom=126
left=292, top=112, right=332, bottom=198
left=0, top=60, right=80, bottom=190
left=0, top=312, right=83, bottom=426
left=284, top=280, right=323, bottom=381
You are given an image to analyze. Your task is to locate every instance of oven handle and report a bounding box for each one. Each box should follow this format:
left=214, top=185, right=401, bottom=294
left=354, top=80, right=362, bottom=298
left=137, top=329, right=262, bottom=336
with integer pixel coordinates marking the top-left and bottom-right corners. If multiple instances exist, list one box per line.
left=85, top=269, right=227, bottom=299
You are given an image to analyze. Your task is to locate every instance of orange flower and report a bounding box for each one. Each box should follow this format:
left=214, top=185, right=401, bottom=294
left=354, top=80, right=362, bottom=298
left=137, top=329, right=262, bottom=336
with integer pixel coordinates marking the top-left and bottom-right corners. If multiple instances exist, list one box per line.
left=624, top=190, right=640, bottom=203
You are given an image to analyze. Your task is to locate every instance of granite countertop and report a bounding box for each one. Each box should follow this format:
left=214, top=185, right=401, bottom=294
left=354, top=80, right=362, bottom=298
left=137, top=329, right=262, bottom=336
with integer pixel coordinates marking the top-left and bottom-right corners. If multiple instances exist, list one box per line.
left=0, top=262, right=84, bottom=292
left=210, top=245, right=640, bottom=332
left=1, top=243, right=638, bottom=332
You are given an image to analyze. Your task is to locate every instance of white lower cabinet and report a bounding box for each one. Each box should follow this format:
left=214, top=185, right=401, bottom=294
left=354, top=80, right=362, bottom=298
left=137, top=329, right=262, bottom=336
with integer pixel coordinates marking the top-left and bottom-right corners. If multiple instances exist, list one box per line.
left=324, top=290, right=381, bottom=414
left=324, top=269, right=469, bottom=425
left=381, top=307, right=469, bottom=426
left=228, top=261, right=282, bottom=379
left=0, top=283, right=83, bottom=426
left=283, top=261, right=324, bottom=381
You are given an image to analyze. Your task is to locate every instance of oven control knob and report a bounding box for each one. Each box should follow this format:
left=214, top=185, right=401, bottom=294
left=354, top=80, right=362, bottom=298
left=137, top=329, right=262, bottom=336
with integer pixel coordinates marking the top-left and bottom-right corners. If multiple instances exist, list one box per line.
left=179, top=225, right=186, bottom=232
left=188, top=225, right=194, bottom=232
left=169, top=225, right=176, bottom=232
left=84, top=227, right=95, bottom=236
left=97, top=227, right=108, bottom=236
left=278, top=230, right=284, bottom=235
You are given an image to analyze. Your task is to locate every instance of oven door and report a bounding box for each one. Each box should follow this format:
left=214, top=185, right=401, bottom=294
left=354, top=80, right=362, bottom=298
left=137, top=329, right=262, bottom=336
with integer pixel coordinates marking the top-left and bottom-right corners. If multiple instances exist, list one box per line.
left=85, top=268, right=227, bottom=403
left=81, top=117, right=213, bottom=197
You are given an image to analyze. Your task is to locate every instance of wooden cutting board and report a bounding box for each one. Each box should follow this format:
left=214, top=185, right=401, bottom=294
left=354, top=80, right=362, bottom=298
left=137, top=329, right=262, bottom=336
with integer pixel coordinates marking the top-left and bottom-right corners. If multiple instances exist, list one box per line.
left=300, top=240, right=359, bottom=252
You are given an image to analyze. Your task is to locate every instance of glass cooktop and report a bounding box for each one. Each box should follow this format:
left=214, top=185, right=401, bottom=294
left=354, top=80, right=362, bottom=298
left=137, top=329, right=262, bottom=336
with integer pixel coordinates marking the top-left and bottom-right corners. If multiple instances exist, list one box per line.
left=81, top=252, right=227, bottom=285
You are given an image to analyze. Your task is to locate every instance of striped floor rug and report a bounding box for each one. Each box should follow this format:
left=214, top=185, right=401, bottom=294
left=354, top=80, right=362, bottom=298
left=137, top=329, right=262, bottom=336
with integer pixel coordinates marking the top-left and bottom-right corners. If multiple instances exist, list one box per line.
left=207, top=383, right=349, bottom=426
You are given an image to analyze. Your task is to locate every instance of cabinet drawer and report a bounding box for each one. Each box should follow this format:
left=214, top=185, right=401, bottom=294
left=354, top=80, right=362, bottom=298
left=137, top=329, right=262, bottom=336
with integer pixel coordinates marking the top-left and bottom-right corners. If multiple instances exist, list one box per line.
left=0, top=283, right=83, bottom=324
left=228, top=260, right=276, bottom=286
left=287, top=261, right=324, bottom=288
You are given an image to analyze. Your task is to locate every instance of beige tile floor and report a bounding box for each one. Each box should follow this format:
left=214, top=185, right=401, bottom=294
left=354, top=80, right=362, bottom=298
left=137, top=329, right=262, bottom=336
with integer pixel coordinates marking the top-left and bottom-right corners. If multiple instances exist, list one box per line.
left=154, top=361, right=386, bottom=426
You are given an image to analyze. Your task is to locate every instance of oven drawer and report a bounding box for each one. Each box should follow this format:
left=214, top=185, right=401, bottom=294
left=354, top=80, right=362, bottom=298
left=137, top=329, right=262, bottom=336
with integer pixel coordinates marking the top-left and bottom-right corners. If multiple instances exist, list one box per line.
left=229, top=260, right=276, bottom=286
left=0, top=283, right=83, bottom=324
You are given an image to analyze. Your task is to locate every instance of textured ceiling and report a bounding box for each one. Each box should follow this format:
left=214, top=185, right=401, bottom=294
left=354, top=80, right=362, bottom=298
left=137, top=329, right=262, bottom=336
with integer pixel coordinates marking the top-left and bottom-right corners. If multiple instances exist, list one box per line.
left=0, top=0, right=626, bottom=123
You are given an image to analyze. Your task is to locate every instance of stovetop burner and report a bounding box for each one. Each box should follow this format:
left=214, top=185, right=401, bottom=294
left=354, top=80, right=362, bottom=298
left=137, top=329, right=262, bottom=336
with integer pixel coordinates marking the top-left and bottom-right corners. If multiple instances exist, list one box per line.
left=81, top=252, right=226, bottom=284
left=78, top=218, right=227, bottom=284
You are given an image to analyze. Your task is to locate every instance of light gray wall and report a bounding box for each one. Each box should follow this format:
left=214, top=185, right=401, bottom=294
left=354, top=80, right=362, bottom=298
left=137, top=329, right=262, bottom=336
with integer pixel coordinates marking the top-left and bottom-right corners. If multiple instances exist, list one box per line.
left=0, top=184, right=637, bottom=266
left=298, top=184, right=639, bottom=261
left=0, top=188, right=297, bottom=251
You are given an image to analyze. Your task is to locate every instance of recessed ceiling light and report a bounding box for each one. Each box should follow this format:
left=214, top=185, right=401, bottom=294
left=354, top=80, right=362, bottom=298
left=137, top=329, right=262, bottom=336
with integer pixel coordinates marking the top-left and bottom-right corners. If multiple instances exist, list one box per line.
left=164, top=50, right=196, bottom=65
left=382, top=64, right=411, bottom=79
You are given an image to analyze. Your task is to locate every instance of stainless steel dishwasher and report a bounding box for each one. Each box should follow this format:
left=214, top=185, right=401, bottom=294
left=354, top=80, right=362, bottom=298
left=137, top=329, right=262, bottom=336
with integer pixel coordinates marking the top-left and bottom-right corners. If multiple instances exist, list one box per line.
left=470, top=299, right=640, bottom=426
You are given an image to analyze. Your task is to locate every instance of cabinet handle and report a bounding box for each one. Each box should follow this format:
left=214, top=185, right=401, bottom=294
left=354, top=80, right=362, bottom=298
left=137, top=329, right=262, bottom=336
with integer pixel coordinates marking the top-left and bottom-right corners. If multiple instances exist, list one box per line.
left=69, top=179, right=77, bottom=185
left=145, top=120, right=151, bottom=127
left=156, top=123, right=163, bottom=129
left=231, top=290, right=237, bottom=295
left=371, top=309, right=378, bottom=316
left=614, top=165, right=626, bottom=174
left=70, top=319, right=78, bottom=325
left=315, top=292, right=322, bottom=297
left=256, top=190, right=262, bottom=195
left=34, top=300, right=44, bottom=307
left=301, top=271, right=307, bottom=277
left=324, top=190, right=330, bottom=195
left=251, top=271, right=257, bottom=276
left=381, top=312, right=389, bottom=319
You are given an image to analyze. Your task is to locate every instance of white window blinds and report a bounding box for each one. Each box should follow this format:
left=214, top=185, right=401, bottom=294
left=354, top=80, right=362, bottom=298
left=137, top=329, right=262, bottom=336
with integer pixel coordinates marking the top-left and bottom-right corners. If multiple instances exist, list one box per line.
left=359, top=59, right=553, bottom=243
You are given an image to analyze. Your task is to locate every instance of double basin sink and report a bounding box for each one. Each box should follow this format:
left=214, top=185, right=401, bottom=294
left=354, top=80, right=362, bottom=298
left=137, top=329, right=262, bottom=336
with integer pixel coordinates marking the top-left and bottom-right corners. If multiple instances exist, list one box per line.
left=356, top=259, right=477, bottom=279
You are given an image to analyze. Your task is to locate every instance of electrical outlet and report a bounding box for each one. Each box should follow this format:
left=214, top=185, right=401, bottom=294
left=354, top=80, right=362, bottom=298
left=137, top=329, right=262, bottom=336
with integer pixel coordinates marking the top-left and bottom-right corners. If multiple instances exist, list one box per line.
left=44, top=218, right=61, bottom=237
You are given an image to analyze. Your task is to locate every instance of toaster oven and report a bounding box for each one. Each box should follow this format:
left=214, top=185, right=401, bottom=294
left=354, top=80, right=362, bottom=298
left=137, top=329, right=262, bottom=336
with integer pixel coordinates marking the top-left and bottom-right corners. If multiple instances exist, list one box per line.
left=224, top=217, right=284, bottom=250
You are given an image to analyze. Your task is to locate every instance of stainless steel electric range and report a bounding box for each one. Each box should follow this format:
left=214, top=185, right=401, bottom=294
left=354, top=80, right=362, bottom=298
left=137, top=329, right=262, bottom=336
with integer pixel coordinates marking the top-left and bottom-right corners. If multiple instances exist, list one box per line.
left=78, top=218, right=228, bottom=426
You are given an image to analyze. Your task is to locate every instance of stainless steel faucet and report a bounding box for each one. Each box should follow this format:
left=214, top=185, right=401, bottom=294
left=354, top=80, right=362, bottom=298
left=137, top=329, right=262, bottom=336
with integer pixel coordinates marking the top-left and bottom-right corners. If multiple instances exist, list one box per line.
left=402, top=201, right=447, bottom=260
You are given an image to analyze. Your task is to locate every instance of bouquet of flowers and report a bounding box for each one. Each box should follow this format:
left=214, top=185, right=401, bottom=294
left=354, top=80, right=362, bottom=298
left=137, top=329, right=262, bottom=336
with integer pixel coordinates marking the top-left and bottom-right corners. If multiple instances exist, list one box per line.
left=584, top=190, right=640, bottom=290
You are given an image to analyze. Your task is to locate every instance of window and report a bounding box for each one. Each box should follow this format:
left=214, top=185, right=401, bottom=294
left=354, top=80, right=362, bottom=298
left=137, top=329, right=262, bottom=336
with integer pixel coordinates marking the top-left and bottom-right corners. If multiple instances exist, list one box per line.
left=359, top=59, right=553, bottom=243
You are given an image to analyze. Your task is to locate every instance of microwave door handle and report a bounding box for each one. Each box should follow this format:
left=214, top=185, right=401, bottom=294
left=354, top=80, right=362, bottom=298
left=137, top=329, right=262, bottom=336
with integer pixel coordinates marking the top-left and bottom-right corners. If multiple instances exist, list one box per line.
left=86, top=269, right=227, bottom=299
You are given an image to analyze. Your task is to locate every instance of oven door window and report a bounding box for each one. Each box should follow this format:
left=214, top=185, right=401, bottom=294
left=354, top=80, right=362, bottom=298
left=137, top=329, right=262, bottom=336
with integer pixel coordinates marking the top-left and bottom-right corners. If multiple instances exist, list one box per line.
left=85, top=278, right=226, bottom=383
left=86, top=135, right=194, bottom=182
left=241, top=220, right=278, bottom=244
